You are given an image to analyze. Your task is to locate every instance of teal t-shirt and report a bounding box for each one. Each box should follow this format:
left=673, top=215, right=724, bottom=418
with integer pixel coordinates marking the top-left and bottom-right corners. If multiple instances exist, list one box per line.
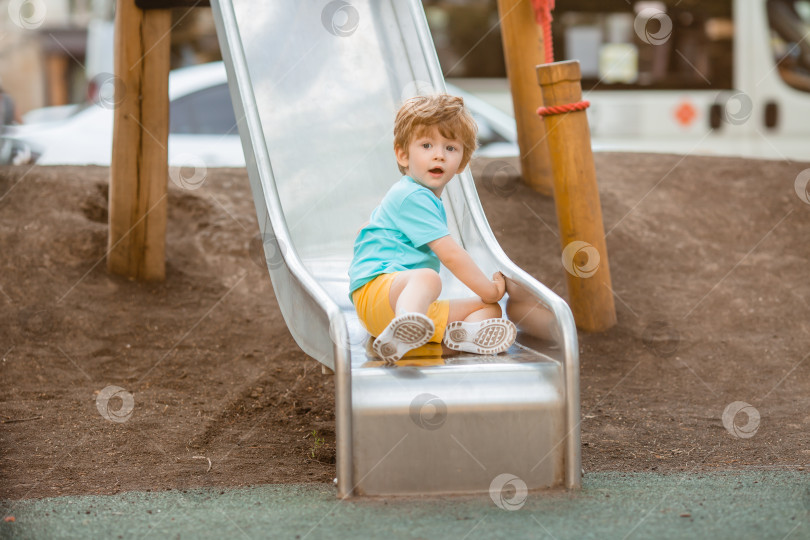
left=348, top=176, right=450, bottom=302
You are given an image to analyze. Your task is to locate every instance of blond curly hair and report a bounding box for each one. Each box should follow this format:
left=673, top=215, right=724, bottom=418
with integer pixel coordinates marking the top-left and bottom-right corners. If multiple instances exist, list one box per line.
left=393, top=94, right=478, bottom=175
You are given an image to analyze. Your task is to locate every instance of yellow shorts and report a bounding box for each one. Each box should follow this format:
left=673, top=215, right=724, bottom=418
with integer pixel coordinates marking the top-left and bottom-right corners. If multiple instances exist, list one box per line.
left=351, top=272, right=449, bottom=343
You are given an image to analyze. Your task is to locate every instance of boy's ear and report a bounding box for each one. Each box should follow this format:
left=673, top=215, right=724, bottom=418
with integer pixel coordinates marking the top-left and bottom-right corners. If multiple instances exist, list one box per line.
left=395, top=145, right=409, bottom=170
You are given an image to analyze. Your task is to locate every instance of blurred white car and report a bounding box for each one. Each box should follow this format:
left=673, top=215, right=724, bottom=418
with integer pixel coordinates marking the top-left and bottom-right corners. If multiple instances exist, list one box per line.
left=5, top=62, right=243, bottom=167
left=21, top=104, right=81, bottom=124
left=4, top=62, right=517, bottom=167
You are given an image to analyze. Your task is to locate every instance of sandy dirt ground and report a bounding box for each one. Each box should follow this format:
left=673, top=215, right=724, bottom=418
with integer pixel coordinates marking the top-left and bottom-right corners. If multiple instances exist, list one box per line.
left=1, top=153, right=808, bottom=499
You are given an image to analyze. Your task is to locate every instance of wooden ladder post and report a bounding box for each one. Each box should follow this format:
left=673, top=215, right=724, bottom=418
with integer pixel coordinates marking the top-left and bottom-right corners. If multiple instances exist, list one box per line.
left=496, top=0, right=554, bottom=196
left=536, top=60, right=617, bottom=332
left=107, top=0, right=171, bottom=280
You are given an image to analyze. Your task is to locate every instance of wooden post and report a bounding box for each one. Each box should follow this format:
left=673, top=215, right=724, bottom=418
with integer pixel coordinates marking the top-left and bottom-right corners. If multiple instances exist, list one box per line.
left=536, top=61, right=616, bottom=332
left=45, top=55, right=70, bottom=106
left=496, top=0, right=554, bottom=196
left=107, top=0, right=171, bottom=281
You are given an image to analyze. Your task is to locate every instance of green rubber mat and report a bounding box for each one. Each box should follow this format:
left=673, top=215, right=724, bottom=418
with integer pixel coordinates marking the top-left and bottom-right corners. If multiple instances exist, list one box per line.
left=1, top=471, right=807, bottom=539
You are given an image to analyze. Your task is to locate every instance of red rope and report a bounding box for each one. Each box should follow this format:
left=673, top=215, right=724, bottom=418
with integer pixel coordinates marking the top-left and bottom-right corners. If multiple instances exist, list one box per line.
left=531, top=0, right=588, bottom=117
left=536, top=100, right=590, bottom=117
left=532, top=0, right=555, bottom=64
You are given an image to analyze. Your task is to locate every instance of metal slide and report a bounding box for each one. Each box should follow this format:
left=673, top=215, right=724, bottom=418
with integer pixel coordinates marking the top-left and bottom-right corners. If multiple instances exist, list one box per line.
left=211, top=0, right=580, bottom=497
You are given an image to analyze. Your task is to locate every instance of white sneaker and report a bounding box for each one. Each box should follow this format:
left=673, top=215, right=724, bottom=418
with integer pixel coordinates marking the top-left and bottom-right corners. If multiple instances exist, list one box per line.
left=443, top=318, right=517, bottom=355
left=372, top=313, right=435, bottom=364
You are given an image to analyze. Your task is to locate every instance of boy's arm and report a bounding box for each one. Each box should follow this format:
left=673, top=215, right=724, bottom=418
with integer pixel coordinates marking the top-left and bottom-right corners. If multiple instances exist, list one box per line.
left=428, top=235, right=505, bottom=304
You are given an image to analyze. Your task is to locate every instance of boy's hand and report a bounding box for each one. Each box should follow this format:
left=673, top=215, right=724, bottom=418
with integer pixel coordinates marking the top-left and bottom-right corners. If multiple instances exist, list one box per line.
left=483, top=271, right=506, bottom=304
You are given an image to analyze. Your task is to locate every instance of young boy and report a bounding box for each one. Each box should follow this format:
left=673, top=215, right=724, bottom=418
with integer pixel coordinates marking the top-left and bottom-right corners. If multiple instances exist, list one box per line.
left=348, top=94, right=517, bottom=364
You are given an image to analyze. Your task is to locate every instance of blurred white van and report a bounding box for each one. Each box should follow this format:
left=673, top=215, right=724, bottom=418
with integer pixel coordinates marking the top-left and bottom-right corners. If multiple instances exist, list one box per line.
left=556, top=0, right=810, bottom=161
left=454, top=0, right=809, bottom=161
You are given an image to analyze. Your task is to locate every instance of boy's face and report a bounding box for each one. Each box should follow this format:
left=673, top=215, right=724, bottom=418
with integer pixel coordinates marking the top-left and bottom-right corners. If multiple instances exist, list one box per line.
left=395, top=126, right=465, bottom=198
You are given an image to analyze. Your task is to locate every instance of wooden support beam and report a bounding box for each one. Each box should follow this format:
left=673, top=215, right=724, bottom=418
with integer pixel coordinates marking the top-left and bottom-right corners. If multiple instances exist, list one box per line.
left=45, top=55, right=70, bottom=106
left=496, top=0, right=554, bottom=196
left=536, top=61, right=617, bottom=332
left=107, top=0, right=171, bottom=281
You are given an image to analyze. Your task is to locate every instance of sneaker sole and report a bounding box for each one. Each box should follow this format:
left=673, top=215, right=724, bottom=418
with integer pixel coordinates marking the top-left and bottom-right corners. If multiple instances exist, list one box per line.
left=372, top=313, right=435, bottom=364
left=443, top=318, right=517, bottom=355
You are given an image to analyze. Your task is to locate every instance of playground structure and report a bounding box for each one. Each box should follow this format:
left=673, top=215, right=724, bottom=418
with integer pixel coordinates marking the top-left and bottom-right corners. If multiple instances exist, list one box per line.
left=107, top=0, right=619, bottom=496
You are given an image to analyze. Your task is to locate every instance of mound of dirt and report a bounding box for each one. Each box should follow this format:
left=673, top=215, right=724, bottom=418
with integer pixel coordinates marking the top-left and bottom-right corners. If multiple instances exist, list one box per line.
left=1, top=153, right=808, bottom=499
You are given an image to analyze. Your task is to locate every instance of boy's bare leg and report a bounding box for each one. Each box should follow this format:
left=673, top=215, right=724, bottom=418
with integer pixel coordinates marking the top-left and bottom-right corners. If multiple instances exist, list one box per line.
left=389, top=275, right=516, bottom=355
left=389, top=271, right=502, bottom=323
left=388, top=268, right=442, bottom=315
left=373, top=269, right=440, bottom=363
left=446, top=297, right=502, bottom=323
left=444, top=298, right=516, bottom=355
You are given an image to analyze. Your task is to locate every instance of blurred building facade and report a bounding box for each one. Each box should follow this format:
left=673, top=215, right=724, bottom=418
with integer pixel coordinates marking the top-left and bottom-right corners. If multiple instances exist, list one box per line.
left=2, top=0, right=808, bottom=120
left=0, top=0, right=511, bottom=118
left=1, top=0, right=107, bottom=114
left=0, top=0, right=219, bottom=116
